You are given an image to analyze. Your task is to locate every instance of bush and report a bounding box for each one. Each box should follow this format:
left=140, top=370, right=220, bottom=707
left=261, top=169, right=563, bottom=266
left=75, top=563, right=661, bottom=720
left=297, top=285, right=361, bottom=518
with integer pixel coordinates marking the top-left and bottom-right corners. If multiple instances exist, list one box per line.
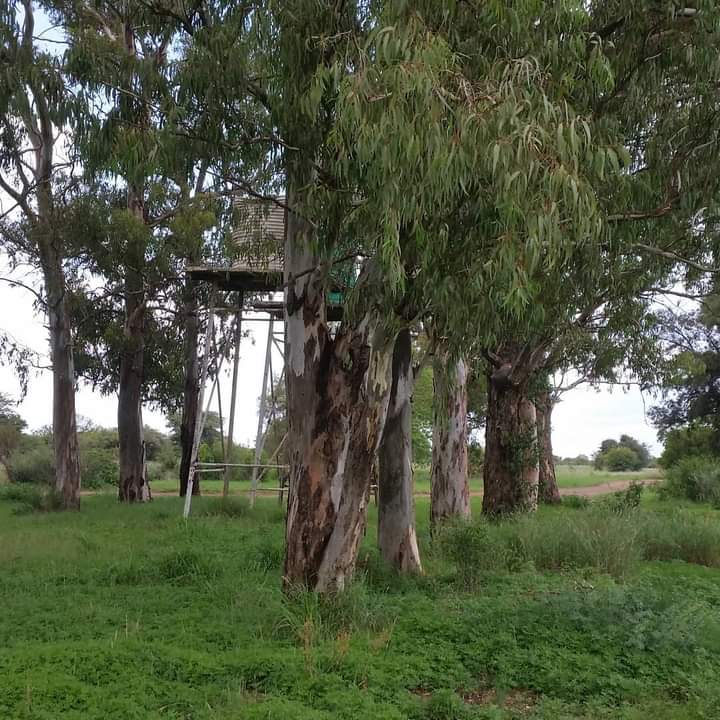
left=661, top=456, right=720, bottom=504
left=503, top=509, right=641, bottom=578
left=639, top=512, right=720, bottom=567
left=603, top=479, right=645, bottom=513
left=436, top=520, right=509, bottom=586
left=81, top=448, right=118, bottom=489
left=467, top=442, right=484, bottom=476
left=9, top=444, right=54, bottom=485
left=602, top=446, right=642, bottom=472
left=660, top=425, right=719, bottom=468
left=0, top=484, right=65, bottom=513
left=436, top=508, right=642, bottom=582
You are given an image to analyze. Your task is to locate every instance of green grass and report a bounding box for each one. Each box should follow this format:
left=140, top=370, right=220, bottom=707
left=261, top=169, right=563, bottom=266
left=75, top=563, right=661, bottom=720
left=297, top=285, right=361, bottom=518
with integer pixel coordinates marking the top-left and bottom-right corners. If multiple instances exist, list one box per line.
left=554, top=466, right=661, bottom=489
left=2, top=489, right=720, bottom=719
left=148, top=466, right=662, bottom=498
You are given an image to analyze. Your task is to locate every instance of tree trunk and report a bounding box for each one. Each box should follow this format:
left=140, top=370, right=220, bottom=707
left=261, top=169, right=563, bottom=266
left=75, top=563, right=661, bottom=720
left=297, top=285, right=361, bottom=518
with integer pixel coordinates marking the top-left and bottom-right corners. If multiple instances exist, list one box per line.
left=118, top=187, right=149, bottom=503
left=482, top=372, right=539, bottom=515
left=35, top=189, right=81, bottom=510
left=536, top=391, right=561, bottom=504
left=37, top=233, right=81, bottom=510
left=282, top=188, right=394, bottom=592
left=179, top=279, right=200, bottom=497
left=378, top=328, right=422, bottom=573
left=430, top=355, right=470, bottom=527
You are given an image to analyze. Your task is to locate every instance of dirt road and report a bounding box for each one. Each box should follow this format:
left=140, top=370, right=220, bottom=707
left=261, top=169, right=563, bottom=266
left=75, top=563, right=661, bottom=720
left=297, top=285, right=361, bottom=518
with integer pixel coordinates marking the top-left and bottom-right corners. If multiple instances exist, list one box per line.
left=138, top=477, right=658, bottom=500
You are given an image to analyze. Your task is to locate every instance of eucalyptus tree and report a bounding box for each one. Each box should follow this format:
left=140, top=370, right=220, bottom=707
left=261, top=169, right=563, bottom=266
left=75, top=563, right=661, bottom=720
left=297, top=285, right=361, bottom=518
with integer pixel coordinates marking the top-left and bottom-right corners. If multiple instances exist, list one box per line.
left=0, top=0, right=82, bottom=508
left=430, top=352, right=470, bottom=526
left=410, top=0, right=720, bottom=515
left=308, top=2, right=614, bottom=579
left=329, top=1, right=615, bottom=526
left=377, top=328, right=422, bottom=573
left=49, top=0, right=228, bottom=501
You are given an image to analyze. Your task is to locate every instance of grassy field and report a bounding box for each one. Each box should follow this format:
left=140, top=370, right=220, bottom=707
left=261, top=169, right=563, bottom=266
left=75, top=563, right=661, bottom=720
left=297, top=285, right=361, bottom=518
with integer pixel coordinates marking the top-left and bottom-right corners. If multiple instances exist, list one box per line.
left=150, top=466, right=663, bottom=497
left=552, top=466, right=661, bottom=489
left=2, top=487, right=720, bottom=719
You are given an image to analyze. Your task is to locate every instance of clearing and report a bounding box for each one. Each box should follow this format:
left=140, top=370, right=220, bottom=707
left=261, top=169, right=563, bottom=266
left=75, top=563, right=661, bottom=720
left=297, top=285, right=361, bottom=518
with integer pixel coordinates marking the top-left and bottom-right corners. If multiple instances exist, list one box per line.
left=1, top=488, right=719, bottom=719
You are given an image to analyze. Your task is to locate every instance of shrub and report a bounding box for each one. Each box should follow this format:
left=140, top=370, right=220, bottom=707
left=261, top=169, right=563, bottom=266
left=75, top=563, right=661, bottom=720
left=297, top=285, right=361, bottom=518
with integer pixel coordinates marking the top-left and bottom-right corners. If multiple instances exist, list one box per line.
left=81, top=448, right=118, bottom=489
left=660, top=425, right=719, bottom=468
left=435, top=520, right=508, bottom=586
left=602, top=446, right=642, bottom=472
left=603, top=479, right=645, bottom=513
left=639, top=512, right=720, bottom=567
left=467, top=441, right=484, bottom=476
left=436, top=509, right=642, bottom=581
left=146, top=460, right=170, bottom=484
left=9, top=444, right=54, bottom=485
left=504, top=509, right=641, bottom=578
left=0, top=484, right=65, bottom=513
left=662, top=456, right=720, bottom=504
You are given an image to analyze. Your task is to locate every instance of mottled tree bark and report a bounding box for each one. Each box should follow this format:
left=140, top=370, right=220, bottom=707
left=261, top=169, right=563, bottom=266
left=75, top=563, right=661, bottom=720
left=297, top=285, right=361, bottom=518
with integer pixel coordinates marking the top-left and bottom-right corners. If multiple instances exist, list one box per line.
left=378, top=328, right=422, bottom=573
left=283, top=186, right=394, bottom=592
left=30, top=84, right=81, bottom=510
left=536, top=391, right=561, bottom=504
left=430, top=355, right=470, bottom=526
left=482, top=368, right=539, bottom=515
left=35, top=213, right=81, bottom=509
left=179, top=279, right=200, bottom=497
left=118, top=187, right=149, bottom=503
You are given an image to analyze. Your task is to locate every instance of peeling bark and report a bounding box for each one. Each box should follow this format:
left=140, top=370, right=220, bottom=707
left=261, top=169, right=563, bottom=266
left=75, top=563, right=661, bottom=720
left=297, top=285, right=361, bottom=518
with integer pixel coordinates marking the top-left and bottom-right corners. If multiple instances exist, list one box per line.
left=378, top=328, right=422, bottom=573
left=179, top=279, right=200, bottom=497
left=430, top=355, right=470, bottom=527
left=282, top=185, right=395, bottom=592
left=482, top=369, right=539, bottom=515
left=536, top=391, right=561, bottom=504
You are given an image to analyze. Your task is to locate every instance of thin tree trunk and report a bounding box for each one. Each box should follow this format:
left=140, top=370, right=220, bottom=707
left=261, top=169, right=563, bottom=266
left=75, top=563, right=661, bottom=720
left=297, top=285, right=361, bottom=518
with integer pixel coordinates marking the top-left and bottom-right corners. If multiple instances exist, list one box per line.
left=430, top=355, right=470, bottom=526
left=482, top=371, right=539, bottom=515
left=282, top=187, right=394, bottom=592
left=24, top=54, right=82, bottom=510
left=179, top=279, right=200, bottom=497
left=118, top=187, right=149, bottom=503
left=378, top=328, right=422, bottom=573
left=536, top=391, right=561, bottom=504
left=36, top=227, right=81, bottom=510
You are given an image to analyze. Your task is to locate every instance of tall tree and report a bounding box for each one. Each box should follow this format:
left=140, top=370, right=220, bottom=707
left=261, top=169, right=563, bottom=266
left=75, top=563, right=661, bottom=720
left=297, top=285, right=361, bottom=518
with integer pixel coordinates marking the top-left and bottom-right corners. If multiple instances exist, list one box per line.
left=535, top=388, right=561, bottom=505
left=55, top=1, right=222, bottom=501
left=430, top=352, right=470, bottom=526
left=378, top=328, right=422, bottom=573
left=476, top=2, right=720, bottom=513
left=0, top=0, right=81, bottom=508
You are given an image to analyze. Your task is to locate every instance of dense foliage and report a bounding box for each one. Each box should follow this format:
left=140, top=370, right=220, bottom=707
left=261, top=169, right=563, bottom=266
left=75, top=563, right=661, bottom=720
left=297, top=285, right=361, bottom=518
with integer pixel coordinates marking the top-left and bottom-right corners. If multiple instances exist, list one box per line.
left=594, top=435, right=651, bottom=471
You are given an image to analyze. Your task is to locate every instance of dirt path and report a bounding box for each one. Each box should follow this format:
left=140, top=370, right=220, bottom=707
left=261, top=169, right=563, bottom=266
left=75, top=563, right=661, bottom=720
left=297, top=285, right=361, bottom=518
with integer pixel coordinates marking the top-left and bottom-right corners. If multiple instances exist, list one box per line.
left=134, top=477, right=658, bottom=500
left=558, top=477, right=659, bottom=498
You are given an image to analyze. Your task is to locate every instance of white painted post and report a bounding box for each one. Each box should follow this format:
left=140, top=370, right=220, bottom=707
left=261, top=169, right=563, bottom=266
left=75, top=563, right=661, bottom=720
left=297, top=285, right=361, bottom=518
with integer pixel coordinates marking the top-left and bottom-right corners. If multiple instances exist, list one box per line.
left=183, top=287, right=216, bottom=518
left=250, top=317, right=274, bottom=507
left=224, top=294, right=243, bottom=497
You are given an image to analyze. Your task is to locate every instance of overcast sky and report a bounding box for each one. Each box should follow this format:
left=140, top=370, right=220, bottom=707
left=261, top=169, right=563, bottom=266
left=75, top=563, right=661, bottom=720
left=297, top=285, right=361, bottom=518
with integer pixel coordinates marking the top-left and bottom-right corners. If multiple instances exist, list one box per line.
left=0, top=271, right=663, bottom=458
